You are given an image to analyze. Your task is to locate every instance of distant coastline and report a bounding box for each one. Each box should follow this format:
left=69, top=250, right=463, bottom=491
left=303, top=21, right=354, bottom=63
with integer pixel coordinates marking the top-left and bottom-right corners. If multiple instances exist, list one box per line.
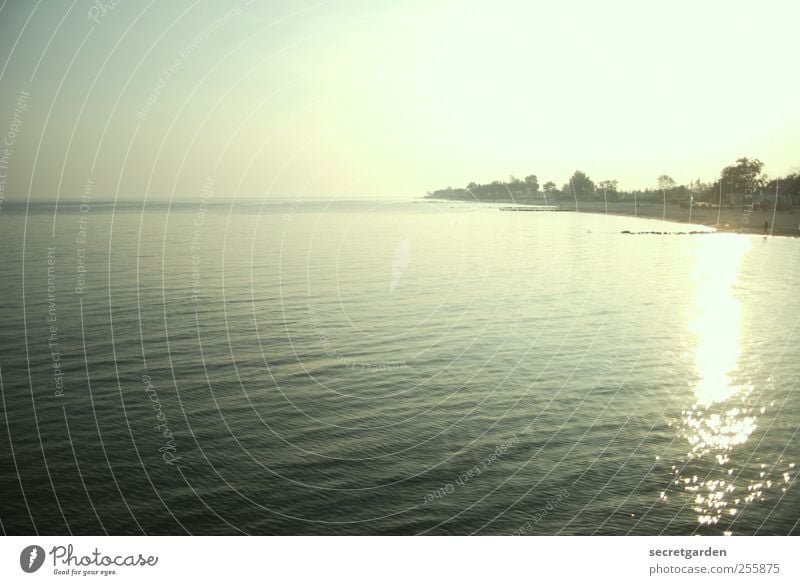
left=423, top=197, right=800, bottom=237
left=566, top=200, right=799, bottom=237
left=425, top=156, right=800, bottom=237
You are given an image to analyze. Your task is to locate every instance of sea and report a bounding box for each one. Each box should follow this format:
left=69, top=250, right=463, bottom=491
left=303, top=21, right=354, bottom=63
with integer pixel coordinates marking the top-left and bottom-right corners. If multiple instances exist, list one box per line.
left=0, top=198, right=798, bottom=535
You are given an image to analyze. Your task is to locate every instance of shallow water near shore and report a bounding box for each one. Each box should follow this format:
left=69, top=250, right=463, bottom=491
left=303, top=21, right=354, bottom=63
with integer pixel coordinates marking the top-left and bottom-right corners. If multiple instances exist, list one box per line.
left=1, top=199, right=799, bottom=534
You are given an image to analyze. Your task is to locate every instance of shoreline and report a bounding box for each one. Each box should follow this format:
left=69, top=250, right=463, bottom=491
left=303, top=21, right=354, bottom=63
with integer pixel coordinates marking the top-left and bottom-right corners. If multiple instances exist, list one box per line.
left=566, top=200, right=800, bottom=238
left=426, top=198, right=800, bottom=238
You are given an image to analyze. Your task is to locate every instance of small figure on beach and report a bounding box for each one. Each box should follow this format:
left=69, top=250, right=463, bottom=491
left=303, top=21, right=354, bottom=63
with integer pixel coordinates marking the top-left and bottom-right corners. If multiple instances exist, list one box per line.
left=763, top=220, right=769, bottom=235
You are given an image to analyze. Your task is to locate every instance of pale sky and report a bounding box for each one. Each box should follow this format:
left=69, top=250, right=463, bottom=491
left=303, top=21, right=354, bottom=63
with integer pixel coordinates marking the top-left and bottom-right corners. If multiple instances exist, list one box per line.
left=0, top=0, right=798, bottom=200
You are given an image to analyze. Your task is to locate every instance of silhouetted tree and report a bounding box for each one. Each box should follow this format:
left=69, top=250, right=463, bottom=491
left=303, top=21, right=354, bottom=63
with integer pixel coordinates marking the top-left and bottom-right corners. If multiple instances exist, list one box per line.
left=524, top=174, right=539, bottom=194
left=720, top=157, right=764, bottom=195
left=598, top=179, right=618, bottom=192
left=565, top=170, right=595, bottom=200
left=424, top=158, right=798, bottom=208
left=657, top=175, right=676, bottom=191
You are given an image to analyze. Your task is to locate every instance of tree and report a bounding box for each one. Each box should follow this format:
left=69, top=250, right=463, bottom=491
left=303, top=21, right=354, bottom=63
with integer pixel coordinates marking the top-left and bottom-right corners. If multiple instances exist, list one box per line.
left=524, top=174, right=539, bottom=194
left=598, top=180, right=618, bottom=192
left=542, top=181, right=556, bottom=193
left=597, top=180, right=618, bottom=202
left=566, top=170, right=595, bottom=200
left=657, top=175, right=676, bottom=191
left=720, top=157, right=765, bottom=195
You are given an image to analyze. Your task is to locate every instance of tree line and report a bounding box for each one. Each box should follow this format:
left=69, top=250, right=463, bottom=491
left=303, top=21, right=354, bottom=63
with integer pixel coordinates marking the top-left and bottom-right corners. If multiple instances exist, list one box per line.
left=426, top=157, right=800, bottom=210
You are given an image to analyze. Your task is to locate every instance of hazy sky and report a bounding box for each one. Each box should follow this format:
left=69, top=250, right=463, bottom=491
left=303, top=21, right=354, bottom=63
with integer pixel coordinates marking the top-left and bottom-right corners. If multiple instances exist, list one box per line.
left=1, top=0, right=798, bottom=201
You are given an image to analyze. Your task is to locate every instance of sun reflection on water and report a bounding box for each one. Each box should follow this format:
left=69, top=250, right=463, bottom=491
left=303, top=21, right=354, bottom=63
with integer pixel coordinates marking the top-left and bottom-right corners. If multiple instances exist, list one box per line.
left=662, top=235, right=795, bottom=530
left=688, top=236, right=749, bottom=407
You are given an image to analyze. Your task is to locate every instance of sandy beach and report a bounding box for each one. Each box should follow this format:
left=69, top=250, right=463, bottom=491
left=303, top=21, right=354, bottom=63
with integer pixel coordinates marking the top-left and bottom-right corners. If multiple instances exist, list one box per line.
left=559, top=200, right=800, bottom=237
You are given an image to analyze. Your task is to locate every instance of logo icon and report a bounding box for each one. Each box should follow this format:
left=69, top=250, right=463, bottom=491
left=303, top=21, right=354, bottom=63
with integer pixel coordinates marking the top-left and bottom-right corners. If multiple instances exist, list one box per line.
left=390, top=238, right=412, bottom=293
left=20, top=545, right=45, bottom=573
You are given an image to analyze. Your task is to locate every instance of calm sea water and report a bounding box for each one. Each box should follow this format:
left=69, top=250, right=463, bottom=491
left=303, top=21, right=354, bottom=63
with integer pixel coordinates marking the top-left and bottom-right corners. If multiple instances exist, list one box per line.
left=1, top=199, right=799, bottom=535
